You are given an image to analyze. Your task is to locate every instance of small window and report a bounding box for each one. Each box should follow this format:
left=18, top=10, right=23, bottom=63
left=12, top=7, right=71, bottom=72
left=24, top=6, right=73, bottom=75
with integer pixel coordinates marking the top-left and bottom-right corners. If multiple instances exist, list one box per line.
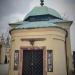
left=47, top=50, right=53, bottom=72
left=14, top=50, right=19, bottom=70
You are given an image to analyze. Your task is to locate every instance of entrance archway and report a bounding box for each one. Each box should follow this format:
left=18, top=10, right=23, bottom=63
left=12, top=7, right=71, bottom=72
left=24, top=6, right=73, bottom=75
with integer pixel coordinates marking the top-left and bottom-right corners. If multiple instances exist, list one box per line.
left=22, top=49, right=43, bottom=75
left=19, top=46, right=46, bottom=75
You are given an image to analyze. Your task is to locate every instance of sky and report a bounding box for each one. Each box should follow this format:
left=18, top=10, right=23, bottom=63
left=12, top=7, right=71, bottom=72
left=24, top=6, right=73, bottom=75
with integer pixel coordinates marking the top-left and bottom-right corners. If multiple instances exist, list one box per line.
left=0, top=0, right=75, bottom=51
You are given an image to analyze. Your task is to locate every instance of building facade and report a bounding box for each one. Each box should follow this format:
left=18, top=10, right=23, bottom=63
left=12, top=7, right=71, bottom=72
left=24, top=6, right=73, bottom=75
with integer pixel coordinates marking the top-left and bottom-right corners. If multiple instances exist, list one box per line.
left=0, top=37, right=2, bottom=63
left=0, top=34, right=10, bottom=64
left=9, top=3, right=72, bottom=75
left=0, top=35, right=6, bottom=64
left=73, top=51, right=75, bottom=72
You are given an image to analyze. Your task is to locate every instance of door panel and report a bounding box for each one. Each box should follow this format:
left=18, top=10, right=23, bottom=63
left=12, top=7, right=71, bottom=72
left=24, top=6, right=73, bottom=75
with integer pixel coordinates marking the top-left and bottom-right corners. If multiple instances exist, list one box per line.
left=33, top=50, right=43, bottom=75
left=22, top=50, right=32, bottom=75
left=22, top=49, right=43, bottom=75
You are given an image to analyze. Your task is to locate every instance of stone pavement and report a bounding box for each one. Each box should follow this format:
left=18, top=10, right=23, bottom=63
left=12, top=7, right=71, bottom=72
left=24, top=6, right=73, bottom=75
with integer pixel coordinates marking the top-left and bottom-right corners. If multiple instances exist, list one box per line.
left=0, top=64, right=9, bottom=75
left=0, top=64, right=75, bottom=75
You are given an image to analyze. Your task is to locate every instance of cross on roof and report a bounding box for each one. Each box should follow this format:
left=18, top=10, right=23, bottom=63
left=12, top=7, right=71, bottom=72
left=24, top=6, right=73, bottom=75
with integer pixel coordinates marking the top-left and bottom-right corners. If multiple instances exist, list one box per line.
left=40, top=0, right=44, bottom=6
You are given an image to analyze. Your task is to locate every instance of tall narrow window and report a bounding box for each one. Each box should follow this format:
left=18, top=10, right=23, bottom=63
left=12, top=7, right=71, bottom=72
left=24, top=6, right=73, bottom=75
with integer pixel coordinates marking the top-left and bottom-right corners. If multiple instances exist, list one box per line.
left=14, top=50, right=19, bottom=70
left=47, top=50, right=53, bottom=72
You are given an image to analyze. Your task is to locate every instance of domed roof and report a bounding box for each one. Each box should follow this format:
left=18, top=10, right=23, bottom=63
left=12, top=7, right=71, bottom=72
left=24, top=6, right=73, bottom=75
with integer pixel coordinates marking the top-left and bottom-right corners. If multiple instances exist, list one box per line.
left=24, top=6, right=61, bottom=20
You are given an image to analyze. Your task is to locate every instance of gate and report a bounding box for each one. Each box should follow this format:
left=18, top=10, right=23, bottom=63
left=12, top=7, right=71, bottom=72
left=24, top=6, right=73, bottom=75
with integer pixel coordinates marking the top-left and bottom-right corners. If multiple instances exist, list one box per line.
left=22, top=49, right=43, bottom=75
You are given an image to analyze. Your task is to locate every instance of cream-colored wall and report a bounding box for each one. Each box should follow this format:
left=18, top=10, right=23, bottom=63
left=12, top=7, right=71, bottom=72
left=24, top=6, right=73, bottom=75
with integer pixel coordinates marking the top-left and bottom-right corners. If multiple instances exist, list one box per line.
left=0, top=44, right=6, bottom=64
left=56, top=22, right=73, bottom=75
left=1, top=46, right=6, bottom=63
left=9, top=27, right=68, bottom=75
left=66, top=30, right=73, bottom=75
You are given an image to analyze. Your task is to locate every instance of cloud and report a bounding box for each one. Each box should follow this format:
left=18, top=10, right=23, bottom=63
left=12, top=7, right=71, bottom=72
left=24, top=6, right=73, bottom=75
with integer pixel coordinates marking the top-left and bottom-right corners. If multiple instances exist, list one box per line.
left=0, top=0, right=32, bottom=18
left=0, top=0, right=75, bottom=50
left=0, top=13, right=25, bottom=33
left=8, top=13, right=25, bottom=23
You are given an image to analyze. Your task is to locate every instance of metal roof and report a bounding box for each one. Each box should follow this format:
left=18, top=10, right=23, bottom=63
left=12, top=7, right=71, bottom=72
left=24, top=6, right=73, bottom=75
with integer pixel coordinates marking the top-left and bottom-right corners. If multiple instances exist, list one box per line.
left=24, top=6, right=61, bottom=20
left=9, top=6, right=72, bottom=30
left=15, top=21, right=58, bottom=29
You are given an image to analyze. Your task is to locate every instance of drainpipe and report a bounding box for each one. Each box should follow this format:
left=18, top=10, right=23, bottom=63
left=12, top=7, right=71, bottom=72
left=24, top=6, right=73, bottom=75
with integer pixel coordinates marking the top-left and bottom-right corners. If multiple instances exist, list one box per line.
left=65, top=30, right=68, bottom=75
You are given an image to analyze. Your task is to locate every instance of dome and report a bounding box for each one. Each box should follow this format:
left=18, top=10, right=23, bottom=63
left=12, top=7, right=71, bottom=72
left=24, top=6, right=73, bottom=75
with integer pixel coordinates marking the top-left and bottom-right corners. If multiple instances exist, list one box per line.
left=24, top=6, right=61, bottom=21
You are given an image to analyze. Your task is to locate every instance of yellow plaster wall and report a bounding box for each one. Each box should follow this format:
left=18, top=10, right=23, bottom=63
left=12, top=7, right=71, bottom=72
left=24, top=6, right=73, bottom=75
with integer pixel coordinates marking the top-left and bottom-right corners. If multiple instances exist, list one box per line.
left=56, top=22, right=73, bottom=75
left=9, top=27, right=69, bottom=75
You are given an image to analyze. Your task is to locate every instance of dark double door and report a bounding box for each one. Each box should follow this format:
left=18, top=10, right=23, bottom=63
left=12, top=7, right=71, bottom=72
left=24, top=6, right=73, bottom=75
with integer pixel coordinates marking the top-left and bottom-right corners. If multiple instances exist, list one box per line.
left=22, top=49, right=43, bottom=75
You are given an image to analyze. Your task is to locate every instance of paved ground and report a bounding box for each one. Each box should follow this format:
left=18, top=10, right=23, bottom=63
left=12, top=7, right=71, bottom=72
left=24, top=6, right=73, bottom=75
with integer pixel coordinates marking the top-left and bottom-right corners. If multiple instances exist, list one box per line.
left=0, top=64, right=9, bottom=75
left=0, top=64, right=75, bottom=75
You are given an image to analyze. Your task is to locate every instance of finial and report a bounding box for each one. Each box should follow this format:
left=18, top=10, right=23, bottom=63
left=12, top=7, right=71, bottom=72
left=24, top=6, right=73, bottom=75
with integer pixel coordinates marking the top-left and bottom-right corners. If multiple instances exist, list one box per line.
left=40, top=0, right=44, bottom=6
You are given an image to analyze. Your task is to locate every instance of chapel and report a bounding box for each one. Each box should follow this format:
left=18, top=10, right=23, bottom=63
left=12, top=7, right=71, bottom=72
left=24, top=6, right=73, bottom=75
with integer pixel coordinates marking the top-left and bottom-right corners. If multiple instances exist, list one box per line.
left=9, top=0, right=73, bottom=75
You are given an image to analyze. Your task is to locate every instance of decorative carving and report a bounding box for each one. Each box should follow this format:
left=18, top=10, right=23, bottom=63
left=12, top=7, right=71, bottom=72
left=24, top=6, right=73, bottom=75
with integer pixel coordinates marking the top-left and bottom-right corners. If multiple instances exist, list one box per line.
left=21, top=38, right=46, bottom=46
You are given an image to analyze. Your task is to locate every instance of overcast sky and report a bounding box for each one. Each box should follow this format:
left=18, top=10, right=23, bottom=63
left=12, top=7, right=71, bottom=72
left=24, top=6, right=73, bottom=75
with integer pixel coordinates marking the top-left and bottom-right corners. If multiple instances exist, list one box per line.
left=0, top=0, right=75, bottom=51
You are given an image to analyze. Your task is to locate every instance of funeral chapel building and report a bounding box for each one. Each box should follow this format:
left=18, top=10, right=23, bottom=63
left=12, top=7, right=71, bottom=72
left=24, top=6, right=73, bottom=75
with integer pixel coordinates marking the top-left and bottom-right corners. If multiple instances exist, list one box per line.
left=9, top=1, right=73, bottom=75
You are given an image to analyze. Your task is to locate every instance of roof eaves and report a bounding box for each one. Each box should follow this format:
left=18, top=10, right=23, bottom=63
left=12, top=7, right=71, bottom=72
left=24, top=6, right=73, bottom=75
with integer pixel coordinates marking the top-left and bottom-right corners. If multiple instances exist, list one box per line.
left=9, top=21, right=23, bottom=26
left=9, top=26, right=67, bottom=35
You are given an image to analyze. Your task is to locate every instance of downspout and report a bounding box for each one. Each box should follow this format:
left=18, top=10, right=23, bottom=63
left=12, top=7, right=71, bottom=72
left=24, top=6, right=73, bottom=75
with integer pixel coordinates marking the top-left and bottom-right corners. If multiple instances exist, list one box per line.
left=65, top=30, right=68, bottom=75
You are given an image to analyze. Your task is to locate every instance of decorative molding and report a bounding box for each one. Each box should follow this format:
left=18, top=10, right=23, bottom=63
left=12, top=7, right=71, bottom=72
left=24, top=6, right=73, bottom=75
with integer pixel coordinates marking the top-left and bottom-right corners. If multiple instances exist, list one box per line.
left=19, top=46, right=47, bottom=75
left=21, top=38, right=46, bottom=41
left=53, top=38, right=65, bottom=42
